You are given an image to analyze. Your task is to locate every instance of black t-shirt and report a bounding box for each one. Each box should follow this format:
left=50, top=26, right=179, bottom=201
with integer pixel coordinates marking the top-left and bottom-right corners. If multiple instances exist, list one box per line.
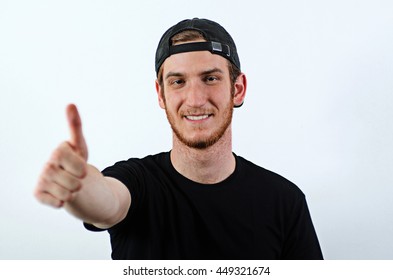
left=85, top=152, right=323, bottom=260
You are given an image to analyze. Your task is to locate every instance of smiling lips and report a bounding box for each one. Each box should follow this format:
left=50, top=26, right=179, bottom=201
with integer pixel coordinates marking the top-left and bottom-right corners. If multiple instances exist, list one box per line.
left=184, top=114, right=212, bottom=121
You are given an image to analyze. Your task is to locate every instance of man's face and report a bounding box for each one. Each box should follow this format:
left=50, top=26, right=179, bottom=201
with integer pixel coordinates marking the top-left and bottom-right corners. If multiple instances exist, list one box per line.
left=157, top=50, right=236, bottom=149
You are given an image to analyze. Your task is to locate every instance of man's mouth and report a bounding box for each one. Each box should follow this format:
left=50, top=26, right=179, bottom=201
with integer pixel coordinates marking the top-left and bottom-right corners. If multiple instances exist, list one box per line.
left=185, top=114, right=211, bottom=121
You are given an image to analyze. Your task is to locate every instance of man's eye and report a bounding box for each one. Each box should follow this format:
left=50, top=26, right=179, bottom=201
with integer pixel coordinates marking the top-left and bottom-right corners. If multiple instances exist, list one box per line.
left=171, top=79, right=184, bottom=85
left=205, top=76, right=219, bottom=82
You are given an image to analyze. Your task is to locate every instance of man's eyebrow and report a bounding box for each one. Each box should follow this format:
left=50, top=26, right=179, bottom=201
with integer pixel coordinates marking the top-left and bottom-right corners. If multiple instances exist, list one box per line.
left=165, top=72, right=184, bottom=80
left=164, top=68, right=224, bottom=80
left=200, top=68, right=224, bottom=76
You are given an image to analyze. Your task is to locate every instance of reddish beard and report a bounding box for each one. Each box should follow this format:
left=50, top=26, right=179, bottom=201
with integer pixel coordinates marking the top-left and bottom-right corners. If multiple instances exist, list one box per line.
left=164, top=98, right=234, bottom=150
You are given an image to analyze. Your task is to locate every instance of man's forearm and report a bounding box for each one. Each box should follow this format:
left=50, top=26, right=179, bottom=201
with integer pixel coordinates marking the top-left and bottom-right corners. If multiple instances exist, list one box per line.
left=64, top=164, right=130, bottom=229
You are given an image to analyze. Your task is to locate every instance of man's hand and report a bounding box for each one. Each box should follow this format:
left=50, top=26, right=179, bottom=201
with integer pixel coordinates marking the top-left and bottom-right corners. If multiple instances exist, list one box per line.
left=34, top=104, right=89, bottom=208
left=34, top=104, right=131, bottom=228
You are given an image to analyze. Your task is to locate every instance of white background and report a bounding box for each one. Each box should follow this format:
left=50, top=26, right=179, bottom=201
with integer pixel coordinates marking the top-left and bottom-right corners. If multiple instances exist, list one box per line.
left=0, top=0, right=392, bottom=259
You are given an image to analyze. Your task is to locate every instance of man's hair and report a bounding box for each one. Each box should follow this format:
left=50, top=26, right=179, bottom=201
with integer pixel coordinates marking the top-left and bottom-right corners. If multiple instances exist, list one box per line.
left=157, top=30, right=241, bottom=88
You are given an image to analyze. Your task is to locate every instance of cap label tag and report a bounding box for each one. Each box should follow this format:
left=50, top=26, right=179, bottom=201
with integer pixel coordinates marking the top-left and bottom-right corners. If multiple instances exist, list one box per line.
left=211, top=42, right=230, bottom=57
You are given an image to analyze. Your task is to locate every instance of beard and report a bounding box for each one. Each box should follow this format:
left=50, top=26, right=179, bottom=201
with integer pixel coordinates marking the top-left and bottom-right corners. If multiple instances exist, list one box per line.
left=164, top=98, right=234, bottom=150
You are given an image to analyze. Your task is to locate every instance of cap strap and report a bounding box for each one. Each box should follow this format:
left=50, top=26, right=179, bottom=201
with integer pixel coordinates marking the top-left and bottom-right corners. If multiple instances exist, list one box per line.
left=169, top=41, right=231, bottom=57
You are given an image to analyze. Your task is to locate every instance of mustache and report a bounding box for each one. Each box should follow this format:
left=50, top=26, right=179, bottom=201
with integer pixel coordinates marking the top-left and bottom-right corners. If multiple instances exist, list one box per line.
left=180, top=109, right=215, bottom=116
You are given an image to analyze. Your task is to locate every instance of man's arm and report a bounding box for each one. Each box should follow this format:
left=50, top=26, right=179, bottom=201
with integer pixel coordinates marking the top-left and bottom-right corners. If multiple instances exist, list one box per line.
left=282, top=195, right=323, bottom=260
left=34, top=104, right=131, bottom=229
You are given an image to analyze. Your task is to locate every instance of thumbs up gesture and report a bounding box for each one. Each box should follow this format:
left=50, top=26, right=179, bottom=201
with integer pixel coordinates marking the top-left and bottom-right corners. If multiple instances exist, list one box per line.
left=34, top=104, right=89, bottom=208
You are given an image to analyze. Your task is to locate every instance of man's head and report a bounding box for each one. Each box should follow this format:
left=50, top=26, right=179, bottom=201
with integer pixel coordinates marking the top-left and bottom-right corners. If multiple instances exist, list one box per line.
left=156, top=20, right=240, bottom=79
left=155, top=18, right=246, bottom=149
left=155, top=18, right=243, bottom=105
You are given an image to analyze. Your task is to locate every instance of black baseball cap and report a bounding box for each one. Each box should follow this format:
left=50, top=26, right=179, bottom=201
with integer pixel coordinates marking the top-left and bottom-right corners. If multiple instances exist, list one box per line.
left=155, top=18, right=241, bottom=75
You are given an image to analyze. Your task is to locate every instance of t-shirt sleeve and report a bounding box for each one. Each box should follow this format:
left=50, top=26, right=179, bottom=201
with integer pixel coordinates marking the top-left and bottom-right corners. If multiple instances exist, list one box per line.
left=101, top=159, right=146, bottom=213
left=281, top=194, right=323, bottom=260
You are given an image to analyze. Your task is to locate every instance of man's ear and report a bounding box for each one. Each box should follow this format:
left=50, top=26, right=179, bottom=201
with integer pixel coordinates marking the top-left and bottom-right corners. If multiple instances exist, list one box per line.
left=155, top=80, right=166, bottom=109
left=233, top=73, right=247, bottom=107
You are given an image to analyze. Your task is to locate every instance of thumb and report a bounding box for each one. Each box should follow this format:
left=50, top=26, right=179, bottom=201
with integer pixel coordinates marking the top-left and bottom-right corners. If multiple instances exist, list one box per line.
left=66, top=104, right=88, bottom=161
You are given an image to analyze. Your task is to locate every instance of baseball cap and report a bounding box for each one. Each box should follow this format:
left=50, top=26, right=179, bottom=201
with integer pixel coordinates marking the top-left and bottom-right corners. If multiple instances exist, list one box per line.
left=155, top=18, right=243, bottom=107
left=155, top=18, right=241, bottom=75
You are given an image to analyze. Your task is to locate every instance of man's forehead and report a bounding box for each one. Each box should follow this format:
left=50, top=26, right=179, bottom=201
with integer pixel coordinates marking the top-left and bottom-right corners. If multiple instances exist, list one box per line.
left=162, top=50, right=229, bottom=76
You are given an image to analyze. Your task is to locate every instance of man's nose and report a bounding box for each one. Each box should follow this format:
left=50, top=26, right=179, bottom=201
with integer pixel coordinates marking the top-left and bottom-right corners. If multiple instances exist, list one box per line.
left=185, top=81, right=207, bottom=108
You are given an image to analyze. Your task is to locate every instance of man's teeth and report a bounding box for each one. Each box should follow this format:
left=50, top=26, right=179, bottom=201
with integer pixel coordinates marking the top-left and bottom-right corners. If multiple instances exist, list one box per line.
left=186, top=115, right=210, bottom=121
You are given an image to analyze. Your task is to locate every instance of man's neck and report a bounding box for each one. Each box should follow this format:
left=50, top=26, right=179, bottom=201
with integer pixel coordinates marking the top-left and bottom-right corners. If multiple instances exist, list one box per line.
left=170, top=128, right=235, bottom=184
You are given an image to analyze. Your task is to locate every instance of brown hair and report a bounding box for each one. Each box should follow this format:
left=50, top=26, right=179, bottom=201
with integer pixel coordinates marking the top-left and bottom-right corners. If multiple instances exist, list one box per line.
left=157, top=30, right=241, bottom=87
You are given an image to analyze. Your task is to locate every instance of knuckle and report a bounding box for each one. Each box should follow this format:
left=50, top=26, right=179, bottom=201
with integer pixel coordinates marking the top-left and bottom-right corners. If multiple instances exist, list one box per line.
left=33, top=188, right=43, bottom=201
left=34, top=175, right=68, bottom=208
left=35, top=177, right=49, bottom=194
left=57, top=186, right=74, bottom=201
left=69, top=159, right=87, bottom=179
left=51, top=142, right=69, bottom=162
left=51, top=148, right=63, bottom=163
left=42, top=162, right=57, bottom=176
left=76, top=162, right=87, bottom=178
left=54, top=190, right=69, bottom=202
left=34, top=189, right=55, bottom=206
left=67, top=177, right=82, bottom=191
left=40, top=165, right=59, bottom=185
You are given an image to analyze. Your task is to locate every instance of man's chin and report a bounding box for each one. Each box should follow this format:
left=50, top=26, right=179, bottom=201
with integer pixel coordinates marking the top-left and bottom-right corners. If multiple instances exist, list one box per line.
left=185, top=141, right=213, bottom=150
left=178, top=136, right=217, bottom=150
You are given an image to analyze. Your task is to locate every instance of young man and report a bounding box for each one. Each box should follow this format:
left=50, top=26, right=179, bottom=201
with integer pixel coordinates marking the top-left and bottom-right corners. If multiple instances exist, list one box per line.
left=34, top=18, right=323, bottom=259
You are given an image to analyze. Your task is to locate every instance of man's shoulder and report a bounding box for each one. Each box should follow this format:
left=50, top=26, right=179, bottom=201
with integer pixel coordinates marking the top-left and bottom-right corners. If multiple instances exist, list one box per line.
left=108, top=151, right=169, bottom=166
left=235, top=155, right=305, bottom=198
left=102, top=151, right=170, bottom=176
